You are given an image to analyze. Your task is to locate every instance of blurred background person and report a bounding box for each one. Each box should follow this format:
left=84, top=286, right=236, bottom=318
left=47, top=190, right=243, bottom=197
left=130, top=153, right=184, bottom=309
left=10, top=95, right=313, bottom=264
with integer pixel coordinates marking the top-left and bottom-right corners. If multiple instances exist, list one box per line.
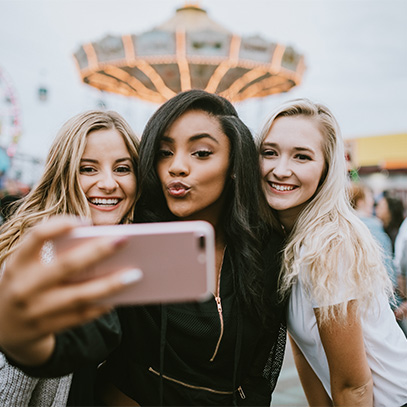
left=348, top=182, right=398, bottom=293
left=375, top=193, right=405, bottom=254
left=394, top=201, right=407, bottom=336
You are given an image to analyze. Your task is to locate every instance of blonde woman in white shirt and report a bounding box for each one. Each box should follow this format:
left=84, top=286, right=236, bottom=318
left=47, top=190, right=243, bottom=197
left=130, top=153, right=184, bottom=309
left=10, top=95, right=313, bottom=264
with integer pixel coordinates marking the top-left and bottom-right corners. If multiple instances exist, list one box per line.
left=257, top=98, right=407, bottom=407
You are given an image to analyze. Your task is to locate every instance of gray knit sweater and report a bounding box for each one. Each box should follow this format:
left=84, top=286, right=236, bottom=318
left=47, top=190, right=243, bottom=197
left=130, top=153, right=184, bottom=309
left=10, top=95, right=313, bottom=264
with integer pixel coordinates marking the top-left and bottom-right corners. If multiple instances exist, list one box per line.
left=0, top=242, right=72, bottom=406
left=0, top=353, right=72, bottom=406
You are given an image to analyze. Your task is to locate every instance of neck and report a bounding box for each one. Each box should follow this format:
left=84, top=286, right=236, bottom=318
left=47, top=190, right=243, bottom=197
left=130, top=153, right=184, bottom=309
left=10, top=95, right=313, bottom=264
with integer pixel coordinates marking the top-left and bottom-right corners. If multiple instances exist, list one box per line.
left=275, top=204, right=306, bottom=235
left=278, top=214, right=295, bottom=234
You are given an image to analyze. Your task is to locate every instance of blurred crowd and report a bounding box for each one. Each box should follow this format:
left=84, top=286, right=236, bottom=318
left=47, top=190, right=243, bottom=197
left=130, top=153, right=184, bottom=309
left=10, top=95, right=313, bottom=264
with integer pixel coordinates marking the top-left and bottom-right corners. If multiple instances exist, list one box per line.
left=348, top=183, right=407, bottom=335
left=0, top=177, right=30, bottom=224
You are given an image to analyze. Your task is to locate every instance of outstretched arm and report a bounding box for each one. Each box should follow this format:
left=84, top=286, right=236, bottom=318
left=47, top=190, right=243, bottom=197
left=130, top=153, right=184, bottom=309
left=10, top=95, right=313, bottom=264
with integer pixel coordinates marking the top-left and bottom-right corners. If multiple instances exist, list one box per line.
left=0, top=216, right=141, bottom=366
left=315, top=300, right=373, bottom=406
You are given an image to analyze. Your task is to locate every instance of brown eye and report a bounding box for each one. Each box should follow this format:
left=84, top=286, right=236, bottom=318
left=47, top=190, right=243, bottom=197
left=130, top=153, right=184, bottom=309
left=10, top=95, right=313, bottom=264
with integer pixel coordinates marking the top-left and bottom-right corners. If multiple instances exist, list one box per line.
left=157, top=149, right=173, bottom=158
left=193, top=150, right=212, bottom=158
left=261, top=149, right=277, bottom=157
left=296, top=154, right=312, bottom=161
left=115, top=166, right=131, bottom=173
left=79, top=166, right=96, bottom=173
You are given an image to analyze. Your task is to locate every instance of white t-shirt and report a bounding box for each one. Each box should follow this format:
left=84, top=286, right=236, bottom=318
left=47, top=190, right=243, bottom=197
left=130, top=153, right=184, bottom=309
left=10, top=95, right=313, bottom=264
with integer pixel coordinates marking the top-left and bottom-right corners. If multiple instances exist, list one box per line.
left=287, top=265, right=407, bottom=406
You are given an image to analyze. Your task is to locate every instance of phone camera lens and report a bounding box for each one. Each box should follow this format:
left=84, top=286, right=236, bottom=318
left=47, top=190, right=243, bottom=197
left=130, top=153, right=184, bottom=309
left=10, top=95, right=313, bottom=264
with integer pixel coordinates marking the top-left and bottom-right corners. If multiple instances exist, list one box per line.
left=198, top=235, right=206, bottom=250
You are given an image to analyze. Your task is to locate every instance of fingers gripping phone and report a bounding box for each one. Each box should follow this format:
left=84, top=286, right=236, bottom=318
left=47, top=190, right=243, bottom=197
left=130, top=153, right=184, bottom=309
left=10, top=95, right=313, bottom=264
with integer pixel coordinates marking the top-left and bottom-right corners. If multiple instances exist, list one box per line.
left=53, top=221, right=216, bottom=305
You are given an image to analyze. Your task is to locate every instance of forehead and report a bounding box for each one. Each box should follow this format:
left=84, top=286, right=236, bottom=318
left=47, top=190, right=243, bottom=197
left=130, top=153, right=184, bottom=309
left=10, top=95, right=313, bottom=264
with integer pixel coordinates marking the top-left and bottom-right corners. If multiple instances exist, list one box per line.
left=84, top=128, right=129, bottom=153
left=165, top=110, right=222, bottom=137
left=266, top=116, right=324, bottom=150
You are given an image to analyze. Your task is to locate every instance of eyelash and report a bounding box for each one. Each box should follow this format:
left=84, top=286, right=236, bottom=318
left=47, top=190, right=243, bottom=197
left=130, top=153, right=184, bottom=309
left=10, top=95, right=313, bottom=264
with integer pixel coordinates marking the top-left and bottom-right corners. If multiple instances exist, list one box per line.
left=158, top=149, right=172, bottom=158
left=79, top=166, right=132, bottom=174
left=261, top=150, right=312, bottom=161
left=115, top=166, right=131, bottom=173
left=157, top=149, right=213, bottom=158
left=295, top=154, right=312, bottom=161
left=261, top=150, right=276, bottom=157
left=79, top=166, right=95, bottom=173
left=192, top=150, right=212, bottom=158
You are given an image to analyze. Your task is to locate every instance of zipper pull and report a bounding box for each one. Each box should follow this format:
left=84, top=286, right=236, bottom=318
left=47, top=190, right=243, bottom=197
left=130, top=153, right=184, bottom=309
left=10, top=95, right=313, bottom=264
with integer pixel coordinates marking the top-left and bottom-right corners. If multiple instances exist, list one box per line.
left=215, top=296, right=222, bottom=312
left=237, top=386, right=246, bottom=399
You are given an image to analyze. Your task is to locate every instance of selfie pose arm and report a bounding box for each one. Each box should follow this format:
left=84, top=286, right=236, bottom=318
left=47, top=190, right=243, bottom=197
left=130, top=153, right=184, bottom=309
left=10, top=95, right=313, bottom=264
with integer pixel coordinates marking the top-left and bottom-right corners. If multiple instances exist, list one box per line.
left=0, top=217, right=140, bottom=367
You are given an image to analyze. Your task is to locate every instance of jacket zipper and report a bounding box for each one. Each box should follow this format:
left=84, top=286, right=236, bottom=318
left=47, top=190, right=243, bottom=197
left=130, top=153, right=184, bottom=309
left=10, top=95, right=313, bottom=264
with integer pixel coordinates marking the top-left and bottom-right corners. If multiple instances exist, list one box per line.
left=149, top=367, right=246, bottom=399
left=209, top=247, right=226, bottom=362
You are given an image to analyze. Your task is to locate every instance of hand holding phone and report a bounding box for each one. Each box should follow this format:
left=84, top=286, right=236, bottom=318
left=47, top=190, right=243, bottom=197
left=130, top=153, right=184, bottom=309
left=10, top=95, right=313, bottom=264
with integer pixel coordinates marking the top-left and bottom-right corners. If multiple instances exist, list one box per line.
left=53, top=221, right=215, bottom=305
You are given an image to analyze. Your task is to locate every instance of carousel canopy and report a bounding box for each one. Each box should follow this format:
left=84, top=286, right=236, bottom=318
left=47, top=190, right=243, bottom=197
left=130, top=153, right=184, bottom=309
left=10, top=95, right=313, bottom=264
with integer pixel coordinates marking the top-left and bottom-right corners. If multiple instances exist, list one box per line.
left=73, top=3, right=305, bottom=103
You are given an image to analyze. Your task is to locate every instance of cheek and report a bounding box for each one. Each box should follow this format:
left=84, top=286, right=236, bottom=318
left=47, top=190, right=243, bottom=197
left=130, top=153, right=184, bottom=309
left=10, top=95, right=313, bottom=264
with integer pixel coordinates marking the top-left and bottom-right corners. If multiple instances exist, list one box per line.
left=155, top=163, right=165, bottom=182
left=123, top=178, right=137, bottom=203
left=129, top=176, right=137, bottom=194
left=201, top=166, right=228, bottom=197
left=78, top=176, right=89, bottom=193
left=260, top=160, right=267, bottom=177
left=302, top=168, right=323, bottom=197
left=311, top=163, right=326, bottom=190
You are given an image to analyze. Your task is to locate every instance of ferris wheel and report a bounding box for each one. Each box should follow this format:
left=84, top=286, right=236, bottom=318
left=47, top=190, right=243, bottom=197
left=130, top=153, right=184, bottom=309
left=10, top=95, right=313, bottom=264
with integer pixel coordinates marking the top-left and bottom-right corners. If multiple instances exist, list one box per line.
left=0, top=67, right=21, bottom=159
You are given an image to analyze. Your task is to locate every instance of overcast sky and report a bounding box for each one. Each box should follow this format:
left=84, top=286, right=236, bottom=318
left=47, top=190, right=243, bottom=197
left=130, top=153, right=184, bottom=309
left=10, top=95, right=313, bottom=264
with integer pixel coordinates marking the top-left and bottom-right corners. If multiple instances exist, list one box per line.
left=1, top=0, right=406, bottom=160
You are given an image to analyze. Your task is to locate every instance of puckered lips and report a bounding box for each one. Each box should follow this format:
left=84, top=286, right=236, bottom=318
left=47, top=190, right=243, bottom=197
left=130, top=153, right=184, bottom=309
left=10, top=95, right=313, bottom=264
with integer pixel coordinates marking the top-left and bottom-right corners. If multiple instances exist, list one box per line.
left=267, top=181, right=298, bottom=193
left=87, top=196, right=122, bottom=211
left=166, top=181, right=191, bottom=198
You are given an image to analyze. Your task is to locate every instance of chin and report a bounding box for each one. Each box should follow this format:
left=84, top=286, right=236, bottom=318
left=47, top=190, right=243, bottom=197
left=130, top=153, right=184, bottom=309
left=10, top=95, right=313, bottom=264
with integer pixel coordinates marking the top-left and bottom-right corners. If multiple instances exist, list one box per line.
left=92, top=216, right=121, bottom=226
left=167, top=205, right=193, bottom=219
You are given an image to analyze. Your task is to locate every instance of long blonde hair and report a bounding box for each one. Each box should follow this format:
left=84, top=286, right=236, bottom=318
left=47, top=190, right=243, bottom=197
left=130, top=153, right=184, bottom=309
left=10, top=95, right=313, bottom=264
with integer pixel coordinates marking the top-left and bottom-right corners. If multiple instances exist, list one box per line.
left=0, top=110, right=140, bottom=266
left=257, top=99, right=393, bottom=322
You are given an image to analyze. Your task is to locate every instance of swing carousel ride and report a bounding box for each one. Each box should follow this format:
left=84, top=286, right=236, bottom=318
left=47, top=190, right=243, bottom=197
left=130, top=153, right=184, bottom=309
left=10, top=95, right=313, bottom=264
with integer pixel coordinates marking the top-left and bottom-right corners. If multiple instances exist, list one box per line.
left=72, top=2, right=305, bottom=104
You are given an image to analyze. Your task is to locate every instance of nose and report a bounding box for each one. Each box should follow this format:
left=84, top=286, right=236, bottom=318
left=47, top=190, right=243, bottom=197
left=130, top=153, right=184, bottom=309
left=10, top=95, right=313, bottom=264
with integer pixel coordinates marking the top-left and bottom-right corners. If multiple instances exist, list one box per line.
left=168, top=153, right=189, bottom=176
left=272, top=157, right=292, bottom=179
left=97, top=170, right=118, bottom=192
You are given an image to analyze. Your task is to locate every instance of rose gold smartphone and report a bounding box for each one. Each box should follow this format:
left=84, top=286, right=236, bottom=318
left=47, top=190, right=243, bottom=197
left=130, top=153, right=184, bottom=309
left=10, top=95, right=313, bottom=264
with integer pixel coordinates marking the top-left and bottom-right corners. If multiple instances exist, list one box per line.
left=53, top=221, right=215, bottom=305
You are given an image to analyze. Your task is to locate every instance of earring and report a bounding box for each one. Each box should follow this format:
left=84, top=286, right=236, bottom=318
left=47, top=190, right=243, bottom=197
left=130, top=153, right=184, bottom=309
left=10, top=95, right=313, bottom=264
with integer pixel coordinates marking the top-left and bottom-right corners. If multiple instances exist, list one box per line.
left=231, top=173, right=236, bottom=180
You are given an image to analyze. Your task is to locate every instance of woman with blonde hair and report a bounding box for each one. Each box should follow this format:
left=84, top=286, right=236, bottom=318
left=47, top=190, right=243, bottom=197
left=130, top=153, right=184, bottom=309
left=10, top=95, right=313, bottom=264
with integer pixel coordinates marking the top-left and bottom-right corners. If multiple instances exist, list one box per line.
left=257, top=98, right=407, bottom=406
left=0, top=109, right=140, bottom=406
left=0, top=110, right=139, bottom=265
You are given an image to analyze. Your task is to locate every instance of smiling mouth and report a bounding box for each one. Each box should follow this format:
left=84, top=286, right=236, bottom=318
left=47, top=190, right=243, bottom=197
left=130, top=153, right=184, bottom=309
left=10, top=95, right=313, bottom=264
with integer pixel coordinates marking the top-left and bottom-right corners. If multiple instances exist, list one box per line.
left=88, top=198, right=120, bottom=207
left=269, top=182, right=297, bottom=192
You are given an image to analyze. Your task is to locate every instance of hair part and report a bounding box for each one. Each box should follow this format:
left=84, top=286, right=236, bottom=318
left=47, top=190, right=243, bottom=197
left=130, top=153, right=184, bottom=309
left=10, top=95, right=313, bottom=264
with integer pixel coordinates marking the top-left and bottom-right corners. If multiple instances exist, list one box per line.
left=0, top=110, right=140, bottom=266
left=257, top=98, right=393, bottom=323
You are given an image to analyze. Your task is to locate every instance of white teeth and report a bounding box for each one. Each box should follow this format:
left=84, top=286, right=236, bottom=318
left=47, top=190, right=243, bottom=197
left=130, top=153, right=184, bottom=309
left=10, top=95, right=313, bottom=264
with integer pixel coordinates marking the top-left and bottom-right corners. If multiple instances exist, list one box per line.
left=90, top=198, right=119, bottom=206
left=271, top=183, right=295, bottom=191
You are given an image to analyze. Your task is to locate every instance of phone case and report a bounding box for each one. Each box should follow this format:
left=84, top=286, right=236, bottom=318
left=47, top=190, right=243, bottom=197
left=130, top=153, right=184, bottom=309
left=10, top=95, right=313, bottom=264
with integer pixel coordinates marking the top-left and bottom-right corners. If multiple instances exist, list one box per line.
left=53, top=221, right=215, bottom=305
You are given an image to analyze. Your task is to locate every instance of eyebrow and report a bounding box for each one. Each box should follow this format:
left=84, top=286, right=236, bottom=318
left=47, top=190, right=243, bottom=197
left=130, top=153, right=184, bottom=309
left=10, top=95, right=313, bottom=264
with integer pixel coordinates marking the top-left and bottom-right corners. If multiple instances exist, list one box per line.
left=262, top=141, right=316, bottom=154
left=161, top=133, right=219, bottom=144
left=80, top=157, right=132, bottom=163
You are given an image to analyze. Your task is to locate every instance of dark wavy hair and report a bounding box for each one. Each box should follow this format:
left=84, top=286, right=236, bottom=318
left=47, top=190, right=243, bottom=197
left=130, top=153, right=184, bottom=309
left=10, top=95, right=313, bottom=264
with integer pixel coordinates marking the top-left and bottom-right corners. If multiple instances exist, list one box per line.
left=135, top=89, right=267, bottom=312
left=381, top=193, right=405, bottom=251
